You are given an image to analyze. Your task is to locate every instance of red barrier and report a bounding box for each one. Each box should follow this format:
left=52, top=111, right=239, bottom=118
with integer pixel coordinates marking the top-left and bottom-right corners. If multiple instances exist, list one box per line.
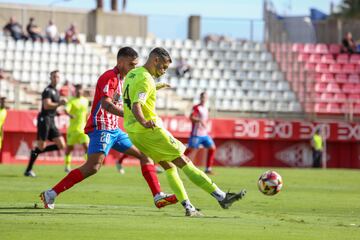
left=1, top=110, right=360, bottom=168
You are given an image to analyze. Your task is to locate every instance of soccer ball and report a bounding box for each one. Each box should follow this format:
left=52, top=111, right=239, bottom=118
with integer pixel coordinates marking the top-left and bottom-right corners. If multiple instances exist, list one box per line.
left=257, top=170, right=283, bottom=196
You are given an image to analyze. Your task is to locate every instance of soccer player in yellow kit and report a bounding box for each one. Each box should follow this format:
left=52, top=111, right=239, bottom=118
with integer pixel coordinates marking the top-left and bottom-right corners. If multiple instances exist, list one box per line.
left=0, top=97, right=7, bottom=151
left=123, top=47, right=246, bottom=217
left=64, top=84, right=89, bottom=172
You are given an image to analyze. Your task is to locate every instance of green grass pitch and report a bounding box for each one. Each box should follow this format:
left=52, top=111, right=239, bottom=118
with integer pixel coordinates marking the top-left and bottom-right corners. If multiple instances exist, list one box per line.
left=0, top=165, right=359, bottom=240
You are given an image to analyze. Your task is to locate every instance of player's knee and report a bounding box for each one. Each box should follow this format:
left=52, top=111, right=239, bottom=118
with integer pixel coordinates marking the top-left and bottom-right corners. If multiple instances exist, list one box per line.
left=85, top=164, right=101, bottom=176
left=58, top=143, right=66, bottom=150
left=139, top=156, right=152, bottom=165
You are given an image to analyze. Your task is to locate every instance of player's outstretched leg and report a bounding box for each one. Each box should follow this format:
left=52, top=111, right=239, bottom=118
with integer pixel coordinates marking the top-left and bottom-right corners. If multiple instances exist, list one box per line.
left=173, top=155, right=246, bottom=209
left=39, top=152, right=104, bottom=209
left=159, top=161, right=203, bottom=217
left=123, top=146, right=178, bottom=208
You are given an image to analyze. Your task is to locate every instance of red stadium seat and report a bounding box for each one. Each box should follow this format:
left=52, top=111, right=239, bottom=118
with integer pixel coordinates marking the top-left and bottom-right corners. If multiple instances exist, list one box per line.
left=304, top=44, right=316, bottom=53
left=320, top=73, right=335, bottom=82
left=292, top=43, right=304, bottom=53
left=334, top=93, right=347, bottom=102
left=342, top=64, right=356, bottom=74
left=315, top=44, right=329, bottom=54
left=297, top=53, right=309, bottom=62
left=356, top=64, right=360, bottom=73
left=349, top=54, right=360, bottom=64
left=314, top=103, right=327, bottom=113
left=342, top=83, right=356, bottom=93
left=348, top=74, right=360, bottom=83
left=335, top=73, right=348, bottom=83
left=315, top=63, right=329, bottom=73
left=315, top=83, right=327, bottom=92
left=347, top=93, right=360, bottom=102
left=329, top=63, right=342, bottom=73
left=320, top=92, right=333, bottom=101
left=326, top=83, right=341, bottom=93
left=329, top=44, right=341, bottom=54
left=327, top=103, right=341, bottom=113
left=354, top=103, right=360, bottom=113
left=304, top=62, right=316, bottom=71
left=309, top=54, right=321, bottom=63
left=336, top=54, right=349, bottom=64
left=321, top=54, right=335, bottom=64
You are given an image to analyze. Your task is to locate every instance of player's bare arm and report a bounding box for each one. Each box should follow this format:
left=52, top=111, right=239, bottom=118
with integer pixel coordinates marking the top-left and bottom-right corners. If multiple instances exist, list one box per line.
left=64, top=109, right=74, bottom=119
left=43, top=98, right=67, bottom=110
left=132, top=102, right=155, bottom=129
left=101, top=96, right=124, bottom=117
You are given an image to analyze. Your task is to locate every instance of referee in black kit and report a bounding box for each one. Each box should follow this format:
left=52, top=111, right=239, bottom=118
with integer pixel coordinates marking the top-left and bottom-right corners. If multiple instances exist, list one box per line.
left=24, top=70, right=67, bottom=177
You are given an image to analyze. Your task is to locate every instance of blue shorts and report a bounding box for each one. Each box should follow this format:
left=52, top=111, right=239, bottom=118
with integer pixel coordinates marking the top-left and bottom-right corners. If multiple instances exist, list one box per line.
left=87, top=129, right=133, bottom=156
left=188, top=135, right=215, bottom=149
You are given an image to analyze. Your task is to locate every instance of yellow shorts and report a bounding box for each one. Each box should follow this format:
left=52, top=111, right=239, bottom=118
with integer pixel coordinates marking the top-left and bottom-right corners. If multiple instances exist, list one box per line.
left=67, top=131, right=89, bottom=146
left=127, top=127, right=186, bottom=163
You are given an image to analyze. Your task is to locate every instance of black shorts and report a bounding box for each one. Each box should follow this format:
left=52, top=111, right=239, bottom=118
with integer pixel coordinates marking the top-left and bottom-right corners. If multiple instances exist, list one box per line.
left=37, top=115, right=60, bottom=141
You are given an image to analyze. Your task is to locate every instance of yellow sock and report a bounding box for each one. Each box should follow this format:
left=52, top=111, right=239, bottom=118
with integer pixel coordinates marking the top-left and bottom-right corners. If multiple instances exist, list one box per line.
left=64, top=154, right=72, bottom=168
left=182, top=161, right=217, bottom=194
left=165, top=167, right=189, bottom=202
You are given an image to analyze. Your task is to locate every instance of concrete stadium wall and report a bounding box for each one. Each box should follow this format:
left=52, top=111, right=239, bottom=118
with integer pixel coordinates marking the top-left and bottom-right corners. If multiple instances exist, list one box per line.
left=0, top=3, right=147, bottom=41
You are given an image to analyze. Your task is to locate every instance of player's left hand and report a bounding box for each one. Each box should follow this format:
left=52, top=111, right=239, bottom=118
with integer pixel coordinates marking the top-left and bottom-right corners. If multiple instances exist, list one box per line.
left=156, top=82, right=171, bottom=90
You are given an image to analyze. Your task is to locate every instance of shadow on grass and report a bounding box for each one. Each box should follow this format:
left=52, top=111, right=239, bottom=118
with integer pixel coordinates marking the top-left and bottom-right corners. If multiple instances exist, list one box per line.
left=0, top=206, right=242, bottom=219
left=0, top=174, right=23, bottom=178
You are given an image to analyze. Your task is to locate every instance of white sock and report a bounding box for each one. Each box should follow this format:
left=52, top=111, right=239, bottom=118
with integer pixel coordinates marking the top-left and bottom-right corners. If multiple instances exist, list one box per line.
left=49, top=189, right=58, bottom=198
left=181, top=199, right=195, bottom=210
left=211, top=188, right=226, bottom=201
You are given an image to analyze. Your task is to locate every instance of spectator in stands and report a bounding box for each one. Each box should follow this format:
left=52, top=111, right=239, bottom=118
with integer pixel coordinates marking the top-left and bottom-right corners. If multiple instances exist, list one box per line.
left=175, top=57, right=191, bottom=78
left=26, top=17, right=43, bottom=42
left=311, top=129, right=323, bottom=168
left=2, top=16, right=27, bottom=41
left=342, top=32, right=357, bottom=54
left=64, top=24, right=80, bottom=44
left=60, top=80, right=75, bottom=97
left=45, top=20, right=59, bottom=43
left=0, top=97, right=7, bottom=153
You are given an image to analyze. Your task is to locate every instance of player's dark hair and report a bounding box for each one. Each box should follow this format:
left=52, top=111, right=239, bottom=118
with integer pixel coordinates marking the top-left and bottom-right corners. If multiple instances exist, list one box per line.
left=50, top=70, right=59, bottom=78
left=150, top=47, right=172, bottom=63
left=200, top=91, right=207, bottom=98
left=117, top=47, right=138, bottom=59
left=74, top=84, right=82, bottom=89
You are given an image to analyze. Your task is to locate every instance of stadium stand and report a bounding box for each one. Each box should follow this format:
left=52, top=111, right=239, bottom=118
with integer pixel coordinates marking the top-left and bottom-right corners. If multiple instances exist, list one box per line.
left=0, top=33, right=303, bottom=116
left=270, top=42, right=360, bottom=115
left=97, top=35, right=302, bottom=114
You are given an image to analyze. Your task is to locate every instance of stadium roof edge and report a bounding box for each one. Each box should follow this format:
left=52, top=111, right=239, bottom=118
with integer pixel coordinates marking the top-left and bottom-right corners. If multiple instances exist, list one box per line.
left=0, top=2, right=89, bottom=13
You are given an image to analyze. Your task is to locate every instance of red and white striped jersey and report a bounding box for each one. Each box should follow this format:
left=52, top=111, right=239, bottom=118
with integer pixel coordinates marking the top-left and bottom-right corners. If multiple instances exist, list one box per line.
left=84, top=67, right=123, bottom=133
left=190, top=103, right=209, bottom=136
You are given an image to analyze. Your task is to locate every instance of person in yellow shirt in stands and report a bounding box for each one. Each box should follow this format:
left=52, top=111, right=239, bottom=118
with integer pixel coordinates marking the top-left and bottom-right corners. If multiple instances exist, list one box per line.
left=64, top=84, right=89, bottom=172
left=311, top=129, right=323, bottom=168
left=0, top=97, right=7, bottom=151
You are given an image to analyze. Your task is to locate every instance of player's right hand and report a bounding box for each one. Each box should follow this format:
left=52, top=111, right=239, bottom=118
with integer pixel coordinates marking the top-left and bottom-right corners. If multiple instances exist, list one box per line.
left=142, top=120, right=156, bottom=129
left=59, top=98, right=68, bottom=106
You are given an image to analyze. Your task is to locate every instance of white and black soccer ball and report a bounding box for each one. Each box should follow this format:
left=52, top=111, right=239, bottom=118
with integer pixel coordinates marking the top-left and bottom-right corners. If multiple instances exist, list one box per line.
left=257, top=170, right=283, bottom=196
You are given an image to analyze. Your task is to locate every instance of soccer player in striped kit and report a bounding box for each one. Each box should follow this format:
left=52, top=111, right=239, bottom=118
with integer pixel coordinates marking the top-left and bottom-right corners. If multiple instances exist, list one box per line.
left=185, top=92, right=217, bottom=174
left=40, top=47, right=177, bottom=209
